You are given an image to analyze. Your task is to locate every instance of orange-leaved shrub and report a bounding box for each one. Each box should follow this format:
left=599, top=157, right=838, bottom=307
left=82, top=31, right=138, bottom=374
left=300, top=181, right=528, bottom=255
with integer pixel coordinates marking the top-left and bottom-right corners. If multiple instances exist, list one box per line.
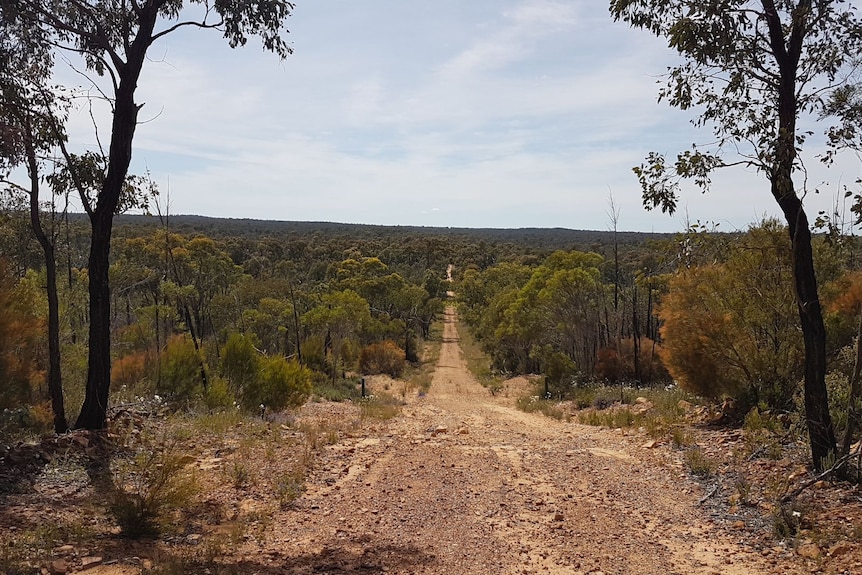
left=359, top=340, right=406, bottom=378
left=656, top=221, right=801, bottom=411
left=0, top=264, right=44, bottom=409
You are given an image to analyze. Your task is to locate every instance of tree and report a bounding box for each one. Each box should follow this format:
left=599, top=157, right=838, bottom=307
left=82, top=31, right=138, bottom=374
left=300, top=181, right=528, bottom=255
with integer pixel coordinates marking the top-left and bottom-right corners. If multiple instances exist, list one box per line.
left=4, top=0, right=295, bottom=429
left=1, top=11, right=70, bottom=433
left=610, top=0, right=862, bottom=469
left=302, top=290, right=372, bottom=378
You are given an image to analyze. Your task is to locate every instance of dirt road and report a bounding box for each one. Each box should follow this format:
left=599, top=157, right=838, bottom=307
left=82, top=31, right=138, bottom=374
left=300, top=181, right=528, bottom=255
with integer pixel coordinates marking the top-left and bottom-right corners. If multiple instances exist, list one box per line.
left=259, top=306, right=793, bottom=575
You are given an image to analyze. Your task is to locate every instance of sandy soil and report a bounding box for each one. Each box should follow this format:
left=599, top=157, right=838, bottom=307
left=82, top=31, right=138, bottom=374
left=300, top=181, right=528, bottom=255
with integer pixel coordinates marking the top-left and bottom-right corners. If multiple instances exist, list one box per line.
left=9, top=305, right=856, bottom=575
left=244, top=306, right=801, bottom=575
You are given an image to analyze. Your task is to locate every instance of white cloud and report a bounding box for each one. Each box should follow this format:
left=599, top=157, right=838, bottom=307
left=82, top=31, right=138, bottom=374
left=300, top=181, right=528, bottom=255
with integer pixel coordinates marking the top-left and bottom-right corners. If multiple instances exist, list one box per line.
left=46, top=1, right=855, bottom=233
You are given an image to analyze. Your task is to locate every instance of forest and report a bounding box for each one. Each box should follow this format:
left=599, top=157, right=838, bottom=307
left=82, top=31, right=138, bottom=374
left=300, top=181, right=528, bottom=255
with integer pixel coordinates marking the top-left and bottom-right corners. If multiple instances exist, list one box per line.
left=3, top=210, right=862, bottom=459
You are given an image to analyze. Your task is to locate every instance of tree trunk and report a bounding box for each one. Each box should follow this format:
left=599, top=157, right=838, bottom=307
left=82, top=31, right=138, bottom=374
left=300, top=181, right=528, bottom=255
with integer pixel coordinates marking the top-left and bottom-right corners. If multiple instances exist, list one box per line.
left=840, top=310, right=862, bottom=456
left=780, top=198, right=837, bottom=469
left=75, top=7, right=157, bottom=429
left=764, top=0, right=837, bottom=469
left=25, top=126, right=67, bottom=434
left=76, top=226, right=112, bottom=429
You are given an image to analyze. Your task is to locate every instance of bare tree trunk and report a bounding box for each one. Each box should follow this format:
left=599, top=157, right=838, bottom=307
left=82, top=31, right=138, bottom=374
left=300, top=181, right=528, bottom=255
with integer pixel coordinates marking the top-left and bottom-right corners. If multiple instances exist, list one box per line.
left=24, top=126, right=67, bottom=434
left=764, top=0, right=837, bottom=470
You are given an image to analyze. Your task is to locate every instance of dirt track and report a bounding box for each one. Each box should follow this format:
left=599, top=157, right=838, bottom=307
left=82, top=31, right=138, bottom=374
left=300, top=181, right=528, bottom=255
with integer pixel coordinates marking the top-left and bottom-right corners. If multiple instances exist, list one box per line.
left=259, top=306, right=794, bottom=575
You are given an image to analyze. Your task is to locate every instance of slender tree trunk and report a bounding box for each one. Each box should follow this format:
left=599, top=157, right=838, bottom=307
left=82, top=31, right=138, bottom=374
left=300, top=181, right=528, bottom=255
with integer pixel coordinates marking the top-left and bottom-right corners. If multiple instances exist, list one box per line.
left=289, top=280, right=302, bottom=363
left=781, top=198, right=837, bottom=469
left=762, top=0, right=836, bottom=469
left=24, top=127, right=67, bottom=434
left=77, top=225, right=112, bottom=429
left=632, top=285, right=641, bottom=386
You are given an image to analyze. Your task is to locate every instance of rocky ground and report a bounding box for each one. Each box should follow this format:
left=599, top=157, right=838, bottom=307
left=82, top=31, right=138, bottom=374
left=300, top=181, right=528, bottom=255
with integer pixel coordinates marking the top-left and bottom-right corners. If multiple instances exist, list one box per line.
left=2, top=305, right=862, bottom=574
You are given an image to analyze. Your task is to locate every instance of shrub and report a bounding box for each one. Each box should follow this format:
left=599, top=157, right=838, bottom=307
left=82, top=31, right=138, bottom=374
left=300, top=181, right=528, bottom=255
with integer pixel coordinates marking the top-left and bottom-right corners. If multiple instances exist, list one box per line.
left=359, top=392, right=402, bottom=421
left=617, top=336, right=671, bottom=385
left=203, top=376, right=235, bottom=410
left=0, top=266, right=43, bottom=410
left=220, top=333, right=259, bottom=396
left=108, top=440, right=199, bottom=538
left=113, top=351, right=149, bottom=389
left=242, top=356, right=312, bottom=412
left=359, top=340, right=406, bottom=378
left=683, top=447, right=715, bottom=478
left=156, top=335, right=204, bottom=404
left=656, top=220, right=801, bottom=410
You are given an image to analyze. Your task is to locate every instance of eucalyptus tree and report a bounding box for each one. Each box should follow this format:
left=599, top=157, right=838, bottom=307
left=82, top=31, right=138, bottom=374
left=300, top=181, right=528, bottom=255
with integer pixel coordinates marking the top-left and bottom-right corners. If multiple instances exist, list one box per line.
left=0, top=10, right=69, bottom=432
left=610, top=0, right=862, bottom=469
left=3, top=0, right=295, bottom=429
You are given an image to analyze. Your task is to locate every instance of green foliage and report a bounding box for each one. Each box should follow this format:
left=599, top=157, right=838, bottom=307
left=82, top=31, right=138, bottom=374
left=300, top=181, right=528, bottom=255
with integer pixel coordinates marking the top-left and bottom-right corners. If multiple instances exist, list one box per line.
left=156, top=334, right=204, bottom=404
left=220, top=333, right=259, bottom=396
left=247, top=356, right=312, bottom=412
left=683, top=448, right=714, bottom=479
left=529, top=345, right=577, bottom=396
left=203, top=376, right=235, bottom=410
left=312, top=373, right=362, bottom=402
left=359, top=340, right=406, bottom=378
left=107, top=440, right=199, bottom=538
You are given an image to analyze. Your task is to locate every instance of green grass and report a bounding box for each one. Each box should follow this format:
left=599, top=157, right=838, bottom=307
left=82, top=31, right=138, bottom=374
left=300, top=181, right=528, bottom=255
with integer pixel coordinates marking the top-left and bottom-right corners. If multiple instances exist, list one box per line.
left=313, top=376, right=363, bottom=402
left=516, top=396, right=568, bottom=420
left=571, top=385, right=696, bottom=439
left=683, top=447, right=715, bottom=478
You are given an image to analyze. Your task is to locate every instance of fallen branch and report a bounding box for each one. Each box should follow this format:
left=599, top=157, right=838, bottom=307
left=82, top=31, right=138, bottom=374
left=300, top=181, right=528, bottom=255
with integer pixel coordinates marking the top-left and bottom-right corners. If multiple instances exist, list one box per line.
left=780, top=445, right=862, bottom=503
left=698, top=483, right=720, bottom=505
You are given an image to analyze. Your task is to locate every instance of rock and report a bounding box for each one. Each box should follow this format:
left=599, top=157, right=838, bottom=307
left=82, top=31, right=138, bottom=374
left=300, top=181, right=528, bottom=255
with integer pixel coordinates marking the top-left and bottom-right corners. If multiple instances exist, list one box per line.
left=71, top=434, right=90, bottom=448
left=641, top=440, right=659, bottom=449
left=796, top=542, right=821, bottom=559
left=631, top=402, right=654, bottom=414
left=48, top=559, right=69, bottom=575
left=457, top=427, right=469, bottom=435
left=732, top=520, right=746, bottom=530
left=431, top=426, right=448, bottom=436
left=553, top=512, right=564, bottom=521
left=635, top=397, right=649, bottom=404
left=54, top=545, right=75, bottom=554
left=829, top=542, right=852, bottom=558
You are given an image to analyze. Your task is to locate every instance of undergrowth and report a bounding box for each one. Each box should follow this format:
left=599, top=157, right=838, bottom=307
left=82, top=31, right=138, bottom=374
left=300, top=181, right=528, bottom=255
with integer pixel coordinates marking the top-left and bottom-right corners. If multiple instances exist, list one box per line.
left=457, top=319, right=506, bottom=394
left=401, top=321, right=443, bottom=397
left=359, top=393, right=403, bottom=421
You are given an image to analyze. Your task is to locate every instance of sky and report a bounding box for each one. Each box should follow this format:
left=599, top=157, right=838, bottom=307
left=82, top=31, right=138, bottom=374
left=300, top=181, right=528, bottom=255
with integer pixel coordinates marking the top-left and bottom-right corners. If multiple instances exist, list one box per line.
left=57, top=0, right=862, bottom=233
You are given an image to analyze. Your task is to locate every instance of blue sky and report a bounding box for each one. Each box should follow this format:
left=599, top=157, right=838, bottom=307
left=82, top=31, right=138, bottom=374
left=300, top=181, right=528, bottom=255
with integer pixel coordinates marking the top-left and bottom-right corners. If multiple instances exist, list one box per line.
left=59, top=0, right=862, bottom=232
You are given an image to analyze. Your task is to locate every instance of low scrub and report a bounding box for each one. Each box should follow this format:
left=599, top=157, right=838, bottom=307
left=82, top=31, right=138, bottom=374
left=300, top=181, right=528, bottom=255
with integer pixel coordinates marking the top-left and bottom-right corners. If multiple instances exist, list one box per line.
left=517, top=396, right=567, bottom=420
left=106, top=438, right=199, bottom=538
left=359, top=340, right=406, bottom=378
left=359, top=393, right=403, bottom=421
